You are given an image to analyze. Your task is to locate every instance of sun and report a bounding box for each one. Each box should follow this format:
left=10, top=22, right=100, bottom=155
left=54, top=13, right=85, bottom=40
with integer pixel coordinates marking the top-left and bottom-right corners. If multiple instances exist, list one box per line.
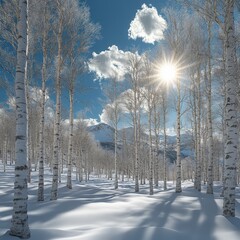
left=151, top=52, right=192, bottom=90
left=158, top=62, right=177, bottom=84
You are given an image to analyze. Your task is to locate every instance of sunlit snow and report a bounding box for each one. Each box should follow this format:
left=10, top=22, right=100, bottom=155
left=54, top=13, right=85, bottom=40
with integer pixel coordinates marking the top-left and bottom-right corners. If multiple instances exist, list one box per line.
left=0, top=164, right=240, bottom=240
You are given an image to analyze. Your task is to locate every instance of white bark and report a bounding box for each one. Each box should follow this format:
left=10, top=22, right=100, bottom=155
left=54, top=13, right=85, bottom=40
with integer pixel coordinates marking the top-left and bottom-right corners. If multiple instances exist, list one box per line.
left=148, top=98, right=153, bottom=195
left=196, top=68, right=202, bottom=192
left=153, top=99, right=160, bottom=187
left=85, top=152, right=88, bottom=182
left=65, top=0, right=99, bottom=189
left=134, top=87, right=139, bottom=192
left=3, top=136, right=7, bottom=172
left=10, top=0, right=30, bottom=238
left=114, top=122, right=118, bottom=189
left=127, top=56, right=142, bottom=193
left=76, top=148, right=83, bottom=182
left=113, top=78, right=119, bottom=190
left=192, top=80, right=198, bottom=190
left=176, top=77, right=182, bottom=193
left=26, top=78, right=31, bottom=184
left=23, top=1, right=31, bottom=184
left=114, top=99, right=119, bottom=190
left=206, top=19, right=214, bottom=194
left=67, top=88, right=73, bottom=189
left=51, top=1, right=63, bottom=200
left=162, top=92, right=168, bottom=190
left=38, top=2, right=48, bottom=200
left=223, top=0, right=238, bottom=217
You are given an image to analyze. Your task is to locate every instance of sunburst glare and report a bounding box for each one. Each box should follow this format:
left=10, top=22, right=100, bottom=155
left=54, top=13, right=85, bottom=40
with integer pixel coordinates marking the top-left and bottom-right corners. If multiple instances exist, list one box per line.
left=151, top=51, right=194, bottom=91
left=158, top=62, right=177, bottom=84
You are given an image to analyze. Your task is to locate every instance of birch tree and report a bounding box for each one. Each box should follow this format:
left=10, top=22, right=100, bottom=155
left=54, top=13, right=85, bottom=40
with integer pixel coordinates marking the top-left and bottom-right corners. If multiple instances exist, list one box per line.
left=175, top=74, right=182, bottom=193
left=196, top=65, right=202, bottom=192
left=51, top=0, right=64, bottom=200
left=9, top=0, right=30, bottom=238
left=153, top=91, right=161, bottom=187
left=102, top=77, right=122, bottom=189
left=0, top=0, right=18, bottom=79
left=206, top=10, right=214, bottom=194
left=161, top=89, right=168, bottom=190
left=222, top=0, right=238, bottom=217
left=65, top=1, right=100, bottom=189
left=180, top=0, right=214, bottom=195
left=32, top=0, right=53, bottom=201
left=143, top=55, right=154, bottom=195
left=126, top=53, right=144, bottom=192
left=179, top=0, right=239, bottom=216
left=28, top=0, right=55, bottom=198
left=163, top=8, right=190, bottom=193
left=0, top=111, right=15, bottom=172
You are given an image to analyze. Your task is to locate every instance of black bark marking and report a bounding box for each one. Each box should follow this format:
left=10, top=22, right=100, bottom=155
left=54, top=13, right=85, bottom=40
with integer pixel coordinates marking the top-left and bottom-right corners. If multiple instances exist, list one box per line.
left=15, top=165, right=28, bottom=171
left=16, top=136, right=25, bottom=141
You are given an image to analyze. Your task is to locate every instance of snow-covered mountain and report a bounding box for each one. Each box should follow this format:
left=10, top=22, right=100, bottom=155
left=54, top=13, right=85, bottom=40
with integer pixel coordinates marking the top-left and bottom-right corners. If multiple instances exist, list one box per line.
left=87, top=123, right=114, bottom=143
left=87, top=123, right=194, bottom=160
left=159, top=132, right=193, bottom=146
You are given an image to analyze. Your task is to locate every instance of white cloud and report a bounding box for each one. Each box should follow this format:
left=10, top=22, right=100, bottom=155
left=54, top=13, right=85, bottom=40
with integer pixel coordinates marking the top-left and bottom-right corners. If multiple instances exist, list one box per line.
left=99, top=108, right=109, bottom=124
left=6, top=87, right=51, bottom=110
left=83, top=118, right=99, bottom=126
left=63, top=118, right=99, bottom=127
left=99, top=90, right=132, bottom=125
left=99, top=87, right=149, bottom=126
left=128, top=4, right=167, bottom=44
left=29, top=87, right=50, bottom=104
left=88, top=45, right=138, bottom=81
left=118, top=87, right=150, bottom=113
left=99, top=103, right=124, bottom=125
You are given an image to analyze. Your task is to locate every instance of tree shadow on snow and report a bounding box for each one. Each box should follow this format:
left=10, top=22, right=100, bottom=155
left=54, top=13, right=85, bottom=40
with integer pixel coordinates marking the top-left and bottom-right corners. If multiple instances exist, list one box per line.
left=121, top=186, right=220, bottom=240
left=0, top=181, right=126, bottom=233
left=226, top=216, right=240, bottom=229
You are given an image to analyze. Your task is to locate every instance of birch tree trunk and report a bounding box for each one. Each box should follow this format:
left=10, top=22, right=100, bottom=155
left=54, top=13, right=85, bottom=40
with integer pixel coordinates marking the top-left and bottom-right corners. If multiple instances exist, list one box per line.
left=132, top=65, right=139, bottom=193
left=23, top=2, right=31, bottom=184
left=148, top=100, right=153, bottom=195
left=77, top=148, right=83, bottom=182
left=219, top=37, right=227, bottom=197
left=176, top=77, right=182, bottom=193
left=26, top=80, right=31, bottom=184
left=133, top=88, right=139, bottom=192
left=206, top=19, right=214, bottom=194
left=223, top=0, right=238, bottom=217
left=114, top=122, right=118, bottom=189
left=51, top=1, right=63, bottom=200
left=162, top=92, right=168, bottom=190
left=9, top=0, right=30, bottom=238
left=113, top=78, right=119, bottom=190
left=67, top=87, right=73, bottom=189
left=85, top=152, right=88, bottom=182
left=196, top=67, right=202, bottom=192
left=192, top=80, right=198, bottom=189
left=3, top=136, right=7, bottom=172
left=153, top=99, right=160, bottom=187
left=38, top=4, right=47, bottom=200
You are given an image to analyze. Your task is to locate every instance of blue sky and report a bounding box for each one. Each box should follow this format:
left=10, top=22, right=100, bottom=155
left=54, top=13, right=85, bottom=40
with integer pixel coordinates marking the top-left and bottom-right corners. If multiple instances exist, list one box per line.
left=85, top=0, right=168, bottom=51
left=0, top=0, right=177, bottom=130
left=73, top=0, right=173, bottom=124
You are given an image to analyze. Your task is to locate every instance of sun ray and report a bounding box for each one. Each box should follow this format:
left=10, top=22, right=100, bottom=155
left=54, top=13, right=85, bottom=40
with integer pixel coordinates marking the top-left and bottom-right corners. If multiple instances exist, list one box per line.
left=158, top=62, right=177, bottom=84
left=150, top=50, right=196, bottom=92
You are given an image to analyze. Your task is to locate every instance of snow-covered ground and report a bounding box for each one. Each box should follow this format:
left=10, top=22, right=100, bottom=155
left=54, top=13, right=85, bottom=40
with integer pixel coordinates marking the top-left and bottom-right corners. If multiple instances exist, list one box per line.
left=0, top=164, right=240, bottom=240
